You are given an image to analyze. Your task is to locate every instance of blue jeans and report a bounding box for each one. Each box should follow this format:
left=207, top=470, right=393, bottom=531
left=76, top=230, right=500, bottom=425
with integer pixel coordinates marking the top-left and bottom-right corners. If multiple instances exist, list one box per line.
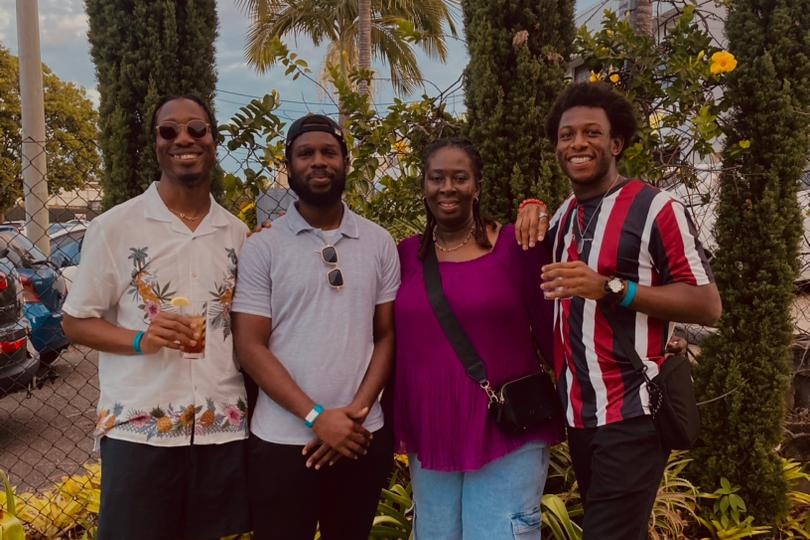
left=410, top=442, right=549, bottom=540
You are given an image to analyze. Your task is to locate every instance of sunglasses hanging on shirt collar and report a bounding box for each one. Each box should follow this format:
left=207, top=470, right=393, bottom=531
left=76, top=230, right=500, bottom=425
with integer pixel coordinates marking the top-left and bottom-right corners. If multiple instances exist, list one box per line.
left=319, top=245, right=344, bottom=289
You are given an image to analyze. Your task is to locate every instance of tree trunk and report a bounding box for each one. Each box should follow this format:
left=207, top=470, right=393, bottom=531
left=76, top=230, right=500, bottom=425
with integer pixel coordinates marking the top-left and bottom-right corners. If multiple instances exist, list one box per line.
left=631, top=0, right=653, bottom=37
left=357, top=0, right=371, bottom=96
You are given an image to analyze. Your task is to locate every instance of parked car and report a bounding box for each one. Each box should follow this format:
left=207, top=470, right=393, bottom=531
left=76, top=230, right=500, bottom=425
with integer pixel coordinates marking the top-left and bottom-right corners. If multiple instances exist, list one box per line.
left=49, top=222, right=87, bottom=286
left=0, top=221, right=25, bottom=233
left=0, top=252, right=38, bottom=394
left=0, top=228, right=69, bottom=365
left=48, top=219, right=88, bottom=237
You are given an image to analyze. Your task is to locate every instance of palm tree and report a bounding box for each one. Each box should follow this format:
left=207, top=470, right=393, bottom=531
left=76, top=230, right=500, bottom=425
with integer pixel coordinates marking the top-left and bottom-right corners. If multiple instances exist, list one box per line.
left=358, top=0, right=371, bottom=96
left=236, top=0, right=460, bottom=96
left=631, top=0, right=654, bottom=37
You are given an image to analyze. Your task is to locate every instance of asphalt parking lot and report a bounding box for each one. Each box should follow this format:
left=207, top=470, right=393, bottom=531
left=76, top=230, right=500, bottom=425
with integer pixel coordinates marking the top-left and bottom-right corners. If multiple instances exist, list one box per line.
left=0, top=345, right=99, bottom=492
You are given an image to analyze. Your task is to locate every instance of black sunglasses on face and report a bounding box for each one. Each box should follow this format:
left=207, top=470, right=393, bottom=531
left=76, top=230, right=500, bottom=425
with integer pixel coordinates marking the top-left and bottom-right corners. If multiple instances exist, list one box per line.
left=156, top=120, right=211, bottom=141
left=319, top=245, right=344, bottom=289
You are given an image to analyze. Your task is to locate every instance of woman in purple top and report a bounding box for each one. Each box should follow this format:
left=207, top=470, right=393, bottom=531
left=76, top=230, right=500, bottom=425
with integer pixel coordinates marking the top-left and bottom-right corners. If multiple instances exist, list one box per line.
left=393, top=137, right=563, bottom=539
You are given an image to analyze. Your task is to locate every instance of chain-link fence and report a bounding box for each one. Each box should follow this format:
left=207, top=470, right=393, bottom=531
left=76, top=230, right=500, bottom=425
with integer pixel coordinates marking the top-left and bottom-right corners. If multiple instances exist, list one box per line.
left=1, top=137, right=808, bottom=537
left=0, top=137, right=304, bottom=537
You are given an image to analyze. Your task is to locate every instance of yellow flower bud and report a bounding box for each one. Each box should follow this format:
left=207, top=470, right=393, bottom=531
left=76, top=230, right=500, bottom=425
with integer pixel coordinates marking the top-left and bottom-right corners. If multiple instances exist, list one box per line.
left=609, top=73, right=621, bottom=84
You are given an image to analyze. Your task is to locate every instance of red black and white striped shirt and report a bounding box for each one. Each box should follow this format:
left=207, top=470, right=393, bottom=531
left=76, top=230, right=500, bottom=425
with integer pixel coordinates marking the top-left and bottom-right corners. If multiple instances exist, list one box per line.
left=548, top=179, right=713, bottom=428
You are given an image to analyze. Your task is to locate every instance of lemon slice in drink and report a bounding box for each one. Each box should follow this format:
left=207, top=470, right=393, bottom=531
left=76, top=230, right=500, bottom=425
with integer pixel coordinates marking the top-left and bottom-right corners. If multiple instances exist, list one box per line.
left=170, top=296, right=192, bottom=309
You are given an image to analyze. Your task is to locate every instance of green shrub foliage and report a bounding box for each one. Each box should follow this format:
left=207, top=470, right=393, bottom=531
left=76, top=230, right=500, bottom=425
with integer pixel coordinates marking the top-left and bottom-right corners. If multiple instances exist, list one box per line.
left=692, top=0, right=810, bottom=523
left=462, top=0, right=575, bottom=222
left=86, top=0, right=219, bottom=209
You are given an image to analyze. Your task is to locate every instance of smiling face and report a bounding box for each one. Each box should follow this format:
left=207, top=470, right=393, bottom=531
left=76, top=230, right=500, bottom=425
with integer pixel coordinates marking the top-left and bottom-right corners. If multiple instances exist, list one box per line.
left=423, top=146, right=480, bottom=229
left=555, top=106, right=623, bottom=196
left=288, top=131, right=348, bottom=207
left=154, top=98, right=216, bottom=187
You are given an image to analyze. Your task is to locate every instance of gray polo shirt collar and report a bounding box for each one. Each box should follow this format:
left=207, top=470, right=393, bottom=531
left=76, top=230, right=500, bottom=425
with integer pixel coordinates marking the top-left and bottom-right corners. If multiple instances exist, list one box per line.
left=284, top=200, right=360, bottom=239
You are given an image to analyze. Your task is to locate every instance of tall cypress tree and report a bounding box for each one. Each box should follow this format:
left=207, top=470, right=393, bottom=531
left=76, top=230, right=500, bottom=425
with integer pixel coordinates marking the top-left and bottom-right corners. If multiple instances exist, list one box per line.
left=462, top=0, right=575, bottom=221
left=86, top=0, right=218, bottom=209
left=692, top=0, right=810, bottom=522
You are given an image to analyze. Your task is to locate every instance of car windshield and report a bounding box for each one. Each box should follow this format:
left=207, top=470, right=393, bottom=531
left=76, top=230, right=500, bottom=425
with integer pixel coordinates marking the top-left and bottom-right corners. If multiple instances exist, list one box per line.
left=0, top=230, right=49, bottom=265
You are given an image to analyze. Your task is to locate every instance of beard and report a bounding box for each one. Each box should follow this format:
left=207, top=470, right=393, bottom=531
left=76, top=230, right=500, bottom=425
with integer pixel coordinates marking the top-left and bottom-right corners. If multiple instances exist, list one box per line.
left=289, top=168, right=347, bottom=207
left=175, top=171, right=209, bottom=188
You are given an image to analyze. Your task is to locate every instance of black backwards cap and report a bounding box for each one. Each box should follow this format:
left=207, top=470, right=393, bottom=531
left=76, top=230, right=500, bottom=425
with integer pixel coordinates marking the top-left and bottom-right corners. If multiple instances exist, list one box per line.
left=284, top=114, right=348, bottom=161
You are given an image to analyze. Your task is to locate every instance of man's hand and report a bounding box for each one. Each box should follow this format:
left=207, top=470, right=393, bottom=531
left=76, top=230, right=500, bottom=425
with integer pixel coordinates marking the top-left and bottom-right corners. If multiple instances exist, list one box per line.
left=541, top=261, right=608, bottom=300
left=515, top=201, right=550, bottom=250
left=140, top=312, right=199, bottom=354
left=302, top=439, right=341, bottom=470
left=309, top=407, right=371, bottom=464
left=302, top=404, right=371, bottom=469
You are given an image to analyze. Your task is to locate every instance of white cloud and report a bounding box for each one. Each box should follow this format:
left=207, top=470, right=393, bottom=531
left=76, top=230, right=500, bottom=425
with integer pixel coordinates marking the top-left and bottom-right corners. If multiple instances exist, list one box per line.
left=40, top=13, right=88, bottom=45
left=221, top=60, right=249, bottom=73
left=0, top=6, right=10, bottom=43
left=84, top=87, right=100, bottom=109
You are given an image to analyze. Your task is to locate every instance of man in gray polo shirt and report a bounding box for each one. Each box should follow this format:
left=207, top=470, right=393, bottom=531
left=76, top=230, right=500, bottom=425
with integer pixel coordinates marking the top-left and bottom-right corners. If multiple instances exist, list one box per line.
left=232, top=114, right=400, bottom=540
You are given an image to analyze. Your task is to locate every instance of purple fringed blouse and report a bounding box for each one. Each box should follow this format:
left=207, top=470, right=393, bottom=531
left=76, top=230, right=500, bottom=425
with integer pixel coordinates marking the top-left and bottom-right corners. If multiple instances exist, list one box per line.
left=393, top=225, right=563, bottom=472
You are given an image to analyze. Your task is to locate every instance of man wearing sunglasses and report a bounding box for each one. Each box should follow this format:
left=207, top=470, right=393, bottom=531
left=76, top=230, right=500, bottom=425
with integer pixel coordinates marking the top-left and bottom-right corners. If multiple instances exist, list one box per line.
left=62, top=95, right=251, bottom=540
left=232, top=114, right=400, bottom=540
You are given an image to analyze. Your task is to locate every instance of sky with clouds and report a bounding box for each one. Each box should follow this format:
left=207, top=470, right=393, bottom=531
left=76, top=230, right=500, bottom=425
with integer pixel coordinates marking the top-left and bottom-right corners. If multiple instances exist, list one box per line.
left=0, top=1, right=604, bottom=126
left=0, top=0, right=475, bottom=124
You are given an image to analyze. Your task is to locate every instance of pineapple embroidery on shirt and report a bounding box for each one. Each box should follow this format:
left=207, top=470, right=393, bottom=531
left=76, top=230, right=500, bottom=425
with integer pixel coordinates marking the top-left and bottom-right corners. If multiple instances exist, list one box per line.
left=95, top=398, right=248, bottom=441
left=128, top=247, right=175, bottom=322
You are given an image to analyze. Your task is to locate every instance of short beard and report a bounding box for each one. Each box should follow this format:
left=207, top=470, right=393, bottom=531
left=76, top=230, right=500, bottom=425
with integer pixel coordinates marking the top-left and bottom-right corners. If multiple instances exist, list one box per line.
left=175, top=172, right=209, bottom=188
left=289, top=170, right=347, bottom=207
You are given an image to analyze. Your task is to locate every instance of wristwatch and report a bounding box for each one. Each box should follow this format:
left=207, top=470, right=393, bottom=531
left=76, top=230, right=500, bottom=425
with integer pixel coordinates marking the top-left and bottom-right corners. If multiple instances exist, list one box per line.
left=603, top=276, right=627, bottom=304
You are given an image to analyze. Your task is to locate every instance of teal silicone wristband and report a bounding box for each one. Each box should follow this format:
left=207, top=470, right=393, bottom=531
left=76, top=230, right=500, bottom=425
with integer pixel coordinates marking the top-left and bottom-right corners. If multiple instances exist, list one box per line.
left=304, top=404, right=324, bottom=428
left=620, top=281, right=638, bottom=308
left=133, top=331, right=145, bottom=354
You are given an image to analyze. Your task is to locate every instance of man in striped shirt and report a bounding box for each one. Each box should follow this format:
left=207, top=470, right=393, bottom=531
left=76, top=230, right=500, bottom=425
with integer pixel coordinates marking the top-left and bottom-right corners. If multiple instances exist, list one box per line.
left=519, top=82, right=722, bottom=539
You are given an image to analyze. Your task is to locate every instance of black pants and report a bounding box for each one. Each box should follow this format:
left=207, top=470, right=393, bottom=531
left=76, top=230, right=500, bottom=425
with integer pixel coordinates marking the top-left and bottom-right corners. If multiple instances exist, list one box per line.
left=98, top=437, right=250, bottom=540
left=568, top=415, right=670, bottom=540
left=248, top=426, right=393, bottom=540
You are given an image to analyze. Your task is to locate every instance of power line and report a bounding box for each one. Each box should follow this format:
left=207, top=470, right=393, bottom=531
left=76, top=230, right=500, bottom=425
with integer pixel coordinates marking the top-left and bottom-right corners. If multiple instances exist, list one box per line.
left=576, top=0, right=614, bottom=27
left=216, top=81, right=466, bottom=109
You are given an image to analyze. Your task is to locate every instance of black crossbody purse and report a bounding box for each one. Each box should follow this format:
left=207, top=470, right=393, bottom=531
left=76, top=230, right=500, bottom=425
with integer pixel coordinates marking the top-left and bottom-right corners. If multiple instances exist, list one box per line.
left=599, top=304, right=700, bottom=449
left=422, top=246, right=561, bottom=435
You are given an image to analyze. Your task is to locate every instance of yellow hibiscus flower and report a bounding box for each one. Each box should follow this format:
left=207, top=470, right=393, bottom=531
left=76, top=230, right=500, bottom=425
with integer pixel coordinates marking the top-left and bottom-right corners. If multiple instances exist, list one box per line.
left=710, top=51, right=737, bottom=75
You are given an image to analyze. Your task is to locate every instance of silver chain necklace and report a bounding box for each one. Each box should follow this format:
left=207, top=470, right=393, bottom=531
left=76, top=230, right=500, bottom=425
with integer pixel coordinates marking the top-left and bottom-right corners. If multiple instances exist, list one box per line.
left=573, top=174, right=622, bottom=255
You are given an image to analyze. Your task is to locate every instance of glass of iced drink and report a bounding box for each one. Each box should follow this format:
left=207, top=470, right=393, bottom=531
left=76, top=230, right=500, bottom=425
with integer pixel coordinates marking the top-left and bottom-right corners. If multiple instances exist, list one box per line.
left=170, top=297, right=207, bottom=359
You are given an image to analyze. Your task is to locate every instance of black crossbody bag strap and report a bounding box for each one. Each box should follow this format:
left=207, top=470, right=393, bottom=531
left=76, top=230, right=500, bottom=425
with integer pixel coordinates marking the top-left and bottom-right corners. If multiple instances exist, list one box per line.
left=598, top=303, right=650, bottom=382
left=422, top=245, right=489, bottom=385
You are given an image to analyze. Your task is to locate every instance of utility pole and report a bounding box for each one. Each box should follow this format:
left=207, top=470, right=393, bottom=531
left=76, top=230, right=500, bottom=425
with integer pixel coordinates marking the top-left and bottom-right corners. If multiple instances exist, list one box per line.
left=16, top=0, right=50, bottom=255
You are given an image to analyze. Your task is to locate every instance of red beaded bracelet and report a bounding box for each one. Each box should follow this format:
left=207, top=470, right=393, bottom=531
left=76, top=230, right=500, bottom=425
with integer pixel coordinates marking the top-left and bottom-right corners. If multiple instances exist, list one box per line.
left=518, top=198, right=546, bottom=211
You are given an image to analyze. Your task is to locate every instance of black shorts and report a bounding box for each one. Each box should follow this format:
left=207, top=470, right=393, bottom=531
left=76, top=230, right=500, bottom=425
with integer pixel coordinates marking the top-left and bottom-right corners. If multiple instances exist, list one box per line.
left=98, top=437, right=251, bottom=540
